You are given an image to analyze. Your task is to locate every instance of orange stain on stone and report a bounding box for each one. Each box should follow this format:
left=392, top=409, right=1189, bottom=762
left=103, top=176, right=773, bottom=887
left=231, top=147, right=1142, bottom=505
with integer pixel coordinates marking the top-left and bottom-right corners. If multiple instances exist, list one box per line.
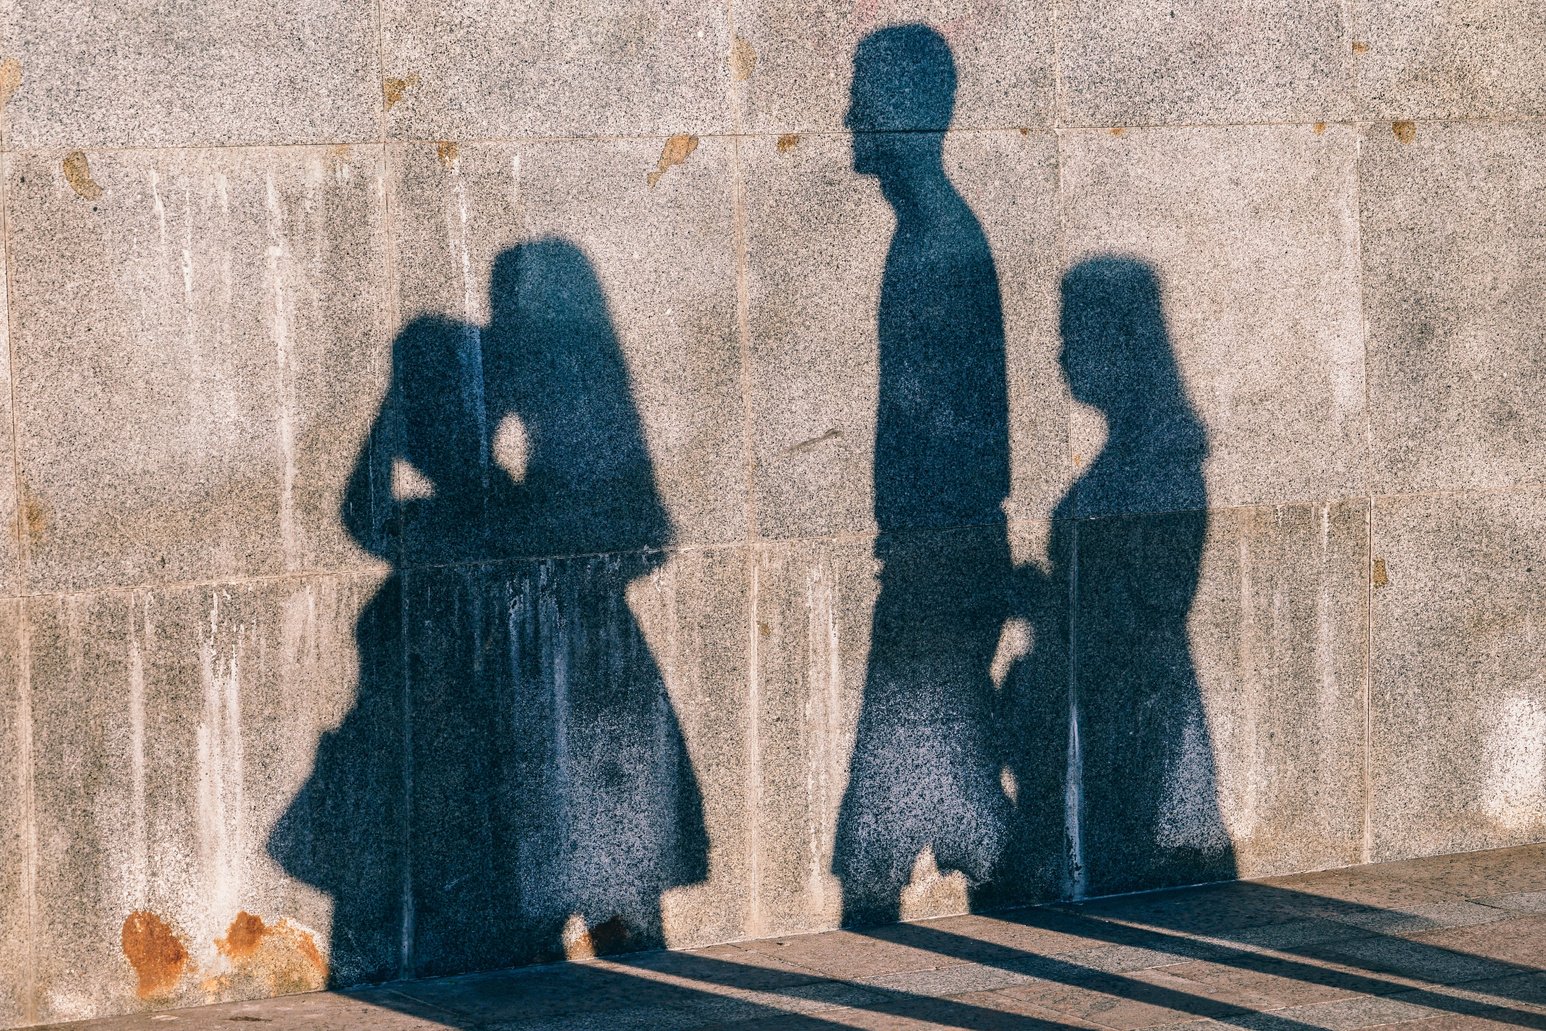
left=647, top=134, right=699, bottom=188
left=121, top=911, right=189, bottom=998
left=217, top=911, right=268, bottom=960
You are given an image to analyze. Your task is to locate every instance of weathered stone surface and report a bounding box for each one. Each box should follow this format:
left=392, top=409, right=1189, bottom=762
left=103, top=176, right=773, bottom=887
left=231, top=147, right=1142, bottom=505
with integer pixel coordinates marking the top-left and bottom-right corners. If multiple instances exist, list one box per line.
left=751, top=523, right=1068, bottom=933
left=379, top=0, right=730, bottom=140
left=1075, top=500, right=1368, bottom=897
left=5, top=146, right=389, bottom=593
left=0, top=274, right=18, bottom=597
left=1055, top=0, right=1351, bottom=126
left=1369, top=488, right=1546, bottom=862
left=743, top=129, right=1067, bottom=541
left=1, top=3, right=379, bottom=148
left=1360, top=121, right=1546, bottom=496
left=1354, top=1, right=1546, bottom=120
left=381, top=137, right=745, bottom=562
left=0, top=601, right=29, bottom=1029
left=731, top=1, right=1055, bottom=133
left=397, top=546, right=748, bottom=976
left=25, top=575, right=393, bottom=1024
left=1060, top=125, right=1367, bottom=516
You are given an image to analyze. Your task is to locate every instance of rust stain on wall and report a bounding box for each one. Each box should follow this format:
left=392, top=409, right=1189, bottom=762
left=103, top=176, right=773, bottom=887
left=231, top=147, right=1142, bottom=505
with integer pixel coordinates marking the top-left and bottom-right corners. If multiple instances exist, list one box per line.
left=122, top=911, right=190, bottom=998
left=1352, top=41, right=1370, bottom=54
left=211, top=912, right=328, bottom=996
left=1313, top=122, right=1327, bottom=134
left=1109, top=127, right=1125, bottom=137
left=647, top=134, right=699, bottom=188
left=1392, top=121, right=1417, bottom=144
left=384, top=73, right=421, bottom=111
left=62, top=150, right=104, bottom=201
left=18, top=481, right=47, bottom=546
left=1373, top=557, right=1389, bottom=588
left=0, top=57, right=21, bottom=110
left=776, top=133, right=800, bottom=154
left=731, top=36, right=758, bottom=81
left=216, top=911, right=268, bottom=960
left=437, top=140, right=460, bottom=167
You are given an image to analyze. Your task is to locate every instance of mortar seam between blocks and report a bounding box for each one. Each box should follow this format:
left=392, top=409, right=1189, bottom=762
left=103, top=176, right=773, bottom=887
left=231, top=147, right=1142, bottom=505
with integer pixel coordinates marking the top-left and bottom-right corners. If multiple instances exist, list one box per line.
left=6, top=113, right=1545, bottom=161
left=0, top=133, right=39, bottom=1023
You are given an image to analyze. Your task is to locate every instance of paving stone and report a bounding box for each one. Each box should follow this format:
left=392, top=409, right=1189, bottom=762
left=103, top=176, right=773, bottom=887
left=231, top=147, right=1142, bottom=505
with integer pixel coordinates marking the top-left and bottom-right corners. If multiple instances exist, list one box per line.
left=1059, top=124, right=1366, bottom=516
left=1298, top=937, right=1517, bottom=988
left=1360, top=121, right=1546, bottom=496
left=6, top=146, right=389, bottom=593
left=1230, top=993, right=1440, bottom=1031
left=1353, top=1, right=1546, bottom=119
left=1371, top=846, right=1546, bottom=900
left=1056, top=0, right=1352, bottom=125
left=1473, top=892, right=1546, bottom=915
left=25, top=575, right=395, bottom=1024
left=1368, top=491, right=1546, bottom=860
left=379, top=0, right=730, bottom=140
left=731, top=2, right=1056, bottom=133
left=743, top=128, right=1066, bottom=540
left=1, top=1, right=379, bottom=148
left=859, top=960, right=1038, bottom=997
left=1407, top=916, right=1546, bottom=969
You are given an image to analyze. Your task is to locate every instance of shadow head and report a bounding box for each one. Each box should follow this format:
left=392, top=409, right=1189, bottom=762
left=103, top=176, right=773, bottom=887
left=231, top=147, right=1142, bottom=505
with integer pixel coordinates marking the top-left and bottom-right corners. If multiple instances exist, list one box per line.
left=845, top=24, right=956, bottom=176
left=1059, top=257, right=1184, bottom=417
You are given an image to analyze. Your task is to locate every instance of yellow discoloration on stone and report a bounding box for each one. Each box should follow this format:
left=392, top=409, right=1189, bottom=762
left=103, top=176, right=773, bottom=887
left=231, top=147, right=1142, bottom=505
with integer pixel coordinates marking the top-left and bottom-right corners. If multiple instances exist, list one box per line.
left=1373, top=557, right=1389, bottom=588
left=776, top=133, right=800, bottom=154
left=0, top=57, right=21, bottom=110
left=62, top=151, right=104, bottom=201
left=437, top=140, right=460, bottom=167
left=1393, top=121, right=1417, bottom=144
left=648, top=134, right=699, bottom=188
left=731, top=36, right=757, bottom=81
left=384, top=73, right=421, bottom=111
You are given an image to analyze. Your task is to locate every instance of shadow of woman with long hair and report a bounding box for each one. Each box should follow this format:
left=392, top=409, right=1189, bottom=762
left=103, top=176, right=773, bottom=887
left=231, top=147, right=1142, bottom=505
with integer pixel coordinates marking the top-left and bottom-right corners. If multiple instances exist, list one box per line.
left=268, top=237, right=707, bottom=984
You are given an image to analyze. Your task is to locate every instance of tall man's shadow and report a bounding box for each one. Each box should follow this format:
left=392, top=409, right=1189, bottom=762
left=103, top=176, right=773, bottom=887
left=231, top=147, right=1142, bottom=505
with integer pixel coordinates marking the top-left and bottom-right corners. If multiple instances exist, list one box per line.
left=832, top=24, right=1023, bottom=927
left=268, top=238, right=708, bottom=984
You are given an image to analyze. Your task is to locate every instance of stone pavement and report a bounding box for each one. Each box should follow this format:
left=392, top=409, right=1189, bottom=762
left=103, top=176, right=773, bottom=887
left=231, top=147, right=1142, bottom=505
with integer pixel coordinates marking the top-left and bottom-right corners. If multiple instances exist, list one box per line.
left=42, top=845, right=1546, bottom=1031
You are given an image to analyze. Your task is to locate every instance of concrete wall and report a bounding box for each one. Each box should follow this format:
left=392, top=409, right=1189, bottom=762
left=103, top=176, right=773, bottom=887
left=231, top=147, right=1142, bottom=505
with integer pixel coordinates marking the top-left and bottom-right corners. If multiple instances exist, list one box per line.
left=1, top=1, right=1543, bottom=1025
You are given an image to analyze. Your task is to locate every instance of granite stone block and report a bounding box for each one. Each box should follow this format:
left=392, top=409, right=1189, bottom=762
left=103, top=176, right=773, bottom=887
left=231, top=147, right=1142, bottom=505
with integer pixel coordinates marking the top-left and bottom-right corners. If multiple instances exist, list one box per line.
left=751, top=523, right=1068, bottom=933
left=380, top=0, right=730, bottom=141
left=26, top=574, right=395, bottom=1024
left=731, top=1, right=1055, bottom=133
left=1369, top=488, right=1546, bottom=861
left=0, top=601, right=29, bottom=1028
left=2, top=1, right=379, bottom=148
left=399, top=546, right=747, bottom=976
left=5, top=146, right=389, bottom=593
left=1060, top=125, right=1367, bottom=516
left=743, top=129, right=1066, bottom=541
left=382, top=137, right=744, bottom=562
left=1075, top=500, right=1368, bottom=897
left=1056, top=0, right=1352, bottom=125
left=1354, top=0, right=1546, bottom=119
left=1360, top=121, right=1546, bottom=496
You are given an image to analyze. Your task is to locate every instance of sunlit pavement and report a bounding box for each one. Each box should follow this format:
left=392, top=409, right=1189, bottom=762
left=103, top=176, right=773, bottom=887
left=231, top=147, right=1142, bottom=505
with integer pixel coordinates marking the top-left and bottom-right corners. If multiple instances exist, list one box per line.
left=43, top=844, right=1546, bottom=1031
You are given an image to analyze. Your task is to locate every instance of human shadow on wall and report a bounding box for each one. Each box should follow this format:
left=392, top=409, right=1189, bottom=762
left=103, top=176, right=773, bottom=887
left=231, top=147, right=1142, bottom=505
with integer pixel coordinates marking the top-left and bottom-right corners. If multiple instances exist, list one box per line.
left=831, top=21, right=1235, bottom=925
left=267, top=238, right=708, bottom=985
left=831, top=23, right=1043, bottom=927
left=1043, top=257, right=1235, bottom=896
